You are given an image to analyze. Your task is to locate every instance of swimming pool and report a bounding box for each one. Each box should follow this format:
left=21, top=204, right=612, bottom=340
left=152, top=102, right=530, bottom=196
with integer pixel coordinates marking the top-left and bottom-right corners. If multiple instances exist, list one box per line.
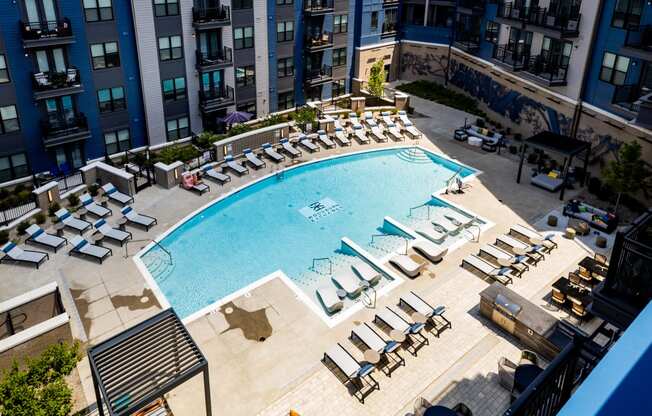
left=138, top=147, right=478, bottom=319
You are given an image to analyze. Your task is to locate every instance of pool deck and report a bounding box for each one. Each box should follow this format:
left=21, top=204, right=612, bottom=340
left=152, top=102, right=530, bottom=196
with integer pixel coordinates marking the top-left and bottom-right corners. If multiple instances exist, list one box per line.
left=0, top=94, right=611, bottom=416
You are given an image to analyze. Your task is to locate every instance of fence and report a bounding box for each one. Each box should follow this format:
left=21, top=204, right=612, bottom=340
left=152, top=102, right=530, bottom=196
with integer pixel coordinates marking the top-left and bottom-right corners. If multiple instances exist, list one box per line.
left=0, top=196, right=37, bottom=226
left=55, top=171, right=84, bottom=193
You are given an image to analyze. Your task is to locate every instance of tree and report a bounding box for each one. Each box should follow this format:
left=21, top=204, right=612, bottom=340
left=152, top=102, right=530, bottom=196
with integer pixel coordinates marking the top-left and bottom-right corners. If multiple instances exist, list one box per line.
left=601, top=141, right=651, bottom=214
left=368, top=60, right=386, bottom=97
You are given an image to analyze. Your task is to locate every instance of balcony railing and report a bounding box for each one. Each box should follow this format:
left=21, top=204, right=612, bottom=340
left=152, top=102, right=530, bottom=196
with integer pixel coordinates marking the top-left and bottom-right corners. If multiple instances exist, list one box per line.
left=305, top=31, right=333, bottom=50
left=382, top=22, right=398, bottom=36
left=612, top=84, right=645, bottom=113
left=199, top=85, right=234, bottom=108
left=527, top=6, right=581, bottom=37
left=493, top=44, right=530, bottom=70
left=497, top=2, right=527, bottom=21
left=41, top=113, right=88, bottom=137
left=454, top=33, right=481, bottom=52
left=624, top=25, right=652, bottom=51
left=196, top=47, right=233, bottom=68
left=192, top=5, right=231, bottom=25
left=458, top=0, right=485, bottom=13
left=524, top=53, right=569, bottom=85
left=305, top=65, right=333, bottom=83
left=32, top=68, right=80, bottom=92
left=20, top=18, right=72, bottom=41
left=304, top=0, right=334, bottom=14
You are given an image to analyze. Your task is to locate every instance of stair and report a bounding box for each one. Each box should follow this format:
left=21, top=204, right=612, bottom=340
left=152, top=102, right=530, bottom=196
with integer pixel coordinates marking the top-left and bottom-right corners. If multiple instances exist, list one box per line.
left=395, top=148, right=433, bottom=164
left=141, top=250, right=175, bottom=282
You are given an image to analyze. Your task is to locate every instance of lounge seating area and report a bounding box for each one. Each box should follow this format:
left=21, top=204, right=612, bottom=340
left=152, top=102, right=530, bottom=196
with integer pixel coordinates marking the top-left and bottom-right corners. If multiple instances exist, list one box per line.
left=563, top=199, right=618, bottom=233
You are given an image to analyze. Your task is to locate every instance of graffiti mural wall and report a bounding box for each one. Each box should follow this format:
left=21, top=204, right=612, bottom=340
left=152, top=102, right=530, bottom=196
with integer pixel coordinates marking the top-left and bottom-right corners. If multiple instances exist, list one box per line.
left=399, top=43, right=449, bottom=81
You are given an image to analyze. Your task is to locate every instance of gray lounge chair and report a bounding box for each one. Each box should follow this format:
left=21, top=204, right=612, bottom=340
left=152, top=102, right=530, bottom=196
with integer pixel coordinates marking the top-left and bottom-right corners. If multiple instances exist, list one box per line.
left=25, top=224, right=67, bottom=252
left=399, top=291, right=451, bottom=335
left=69, top=235, right=112, bottom=264
left=121, top=206, right=157, bottom=231
left=381, top=112, right=394, bottom=127
left=386, top=122, right=403, bottom=141
left=479, top=244, right=529, bottom=276
left=351, top=323, right=404, bottom=372
left=510, top=224, right=557, bottom=252
left=262, top=143, right=284, bottom=162
left=80, top=193, right=112, bottom=218
left=102, top=183, right=134, bottom=206
left=495, top=234, right=544, bottom=264
left=363, top=111, right=378, bottom=128
left=243, top=148, right=266, bottom=169
left=334, top=127, right=351, bottom=146
left=182, top=174, right=210, bottom=195
left=316, top=287, right=343, bottom=314
left=280, top=138, right=301, bottom=158
left=1, top=242, right=48, bottom=269
left=333, top=270, right=363, bottom=298
left=389, top=254, right=423, bottom=278
left=353, top=125, right=370, bottom=144
left=94, top=219, right=132, bottom=246
left=317, top=130, right=336, bottom=149
left=299, top=135, right=319, bottom=152
left=224, top=155, right=249, bottom=176
left=374, top=307, right=428, bottom=354
left=322, top=343, right=378, bottom=403
left=351, top=260, right=381, bottom=286
left=412, top=239, right=448, bottom=263
left=201, top=164, right=231, bottom=184
left=461, top=254, right=514, bottom=285
left=55, top=208, right=91, bottom=234
left=348, top=112, right=362, bottom=128
left=370, top=126, right=387, bottom=142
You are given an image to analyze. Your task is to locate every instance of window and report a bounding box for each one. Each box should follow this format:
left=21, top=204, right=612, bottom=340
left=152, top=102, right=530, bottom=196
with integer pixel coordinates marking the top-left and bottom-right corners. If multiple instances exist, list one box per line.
left=485, top=21, right=499, bottom=43
left=104, top=129, right=131, bottom=155
left=600, top=52, right=630, bottom=85
left=162, top=77, right=187, bottom=102
left=84, top=0, right=113, bottom=22
left=371, top=11, right=378, bottom=30
left=166, top=116, right=189, bottom=141
left=237, top=102, right=256, bottom=115
left=0, top=105, right=19, bottom=134
left=236, top=66, right=255, bottom=87
left=612, top=0, right=643, bottom=29
left=332, top=79, right=346, bottom=97
left=427, top=5, right=453, bottom=27
left=91, top=42, right=120, bottom=69
left=333, top=48, right=346, bottom=67
left=278, top=91, right=294, bottom=110
left=0, top=153, right=28, bottom=182
left=0, top=55, right=9, bottom=83
left=277, top=21, right=294, bottom=42
left=154, top=0, right=179, bottom=16
left=232, top=0, right=253, bottom=9
left=403, top=4, right=425, bottom=25
left=159, top=35, right=183, bottom=60
left=276, top=0, right=293, bottom=5
left=277, top=57, right=294, bottom=78
left=334, top=14, right=348, bottom=33
left=97, top=87, right=126, bottom=113
left=234, top=27, right=254, bottom=49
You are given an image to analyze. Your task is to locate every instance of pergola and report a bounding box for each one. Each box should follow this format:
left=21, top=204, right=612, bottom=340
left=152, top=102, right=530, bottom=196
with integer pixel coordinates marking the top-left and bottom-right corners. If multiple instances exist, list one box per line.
left=516, top=131, right=591, bottom=201
left=88, top=309, right=212, bottom=416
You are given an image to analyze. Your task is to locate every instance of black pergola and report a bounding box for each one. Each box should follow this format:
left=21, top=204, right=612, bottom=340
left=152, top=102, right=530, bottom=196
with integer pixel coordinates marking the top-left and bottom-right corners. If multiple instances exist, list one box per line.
left=516, top=131, right=591, bottom=201
left=88, top=309, right=212, bottom=416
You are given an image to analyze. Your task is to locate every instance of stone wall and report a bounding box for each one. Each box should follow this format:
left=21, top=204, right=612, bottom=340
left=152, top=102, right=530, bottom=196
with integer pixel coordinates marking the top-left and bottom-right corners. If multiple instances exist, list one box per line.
left=354, top=42, right=400, bottom=82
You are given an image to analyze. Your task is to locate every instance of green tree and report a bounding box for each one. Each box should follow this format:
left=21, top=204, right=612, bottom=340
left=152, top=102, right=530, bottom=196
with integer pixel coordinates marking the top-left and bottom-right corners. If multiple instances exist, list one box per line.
left=368, top=60, right=386, bottom=97
left=601, top=141, right=651, bottom=214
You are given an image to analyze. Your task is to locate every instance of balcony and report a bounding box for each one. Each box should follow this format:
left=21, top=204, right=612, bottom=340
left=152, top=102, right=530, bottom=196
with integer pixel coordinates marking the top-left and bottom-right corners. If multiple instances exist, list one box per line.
left=381, top=22, right=398, bottom=38
left=32, top=68, right=83, bottom=100
left=41, top=113, right=90, bottom=149
left=192, top=5, right=231, bottom=29
left=20, top=18, right=74, bottom=48
left=497, top=2, right=527, bottom=23
left=199, top=85, right=235, bottom=113
left=305, top=32, right=333, bottom=52
left=523, top=54, right=569, bottom=86
left=527, top=6, right=581, bottom=38
left=304, top=65, right=332, bottom=86
left=304, top=0, right=334, bottom=16
left=196, top=47, right=233, bottom=71
left=623, top=25, right=652, bottom=61
left=382, top=0, right=400, bottom=6
left=492, top=44, right=530, bottom=70
left=457, top=0, right=485, bottom=15
left=454, top=33, right=481, bottom=53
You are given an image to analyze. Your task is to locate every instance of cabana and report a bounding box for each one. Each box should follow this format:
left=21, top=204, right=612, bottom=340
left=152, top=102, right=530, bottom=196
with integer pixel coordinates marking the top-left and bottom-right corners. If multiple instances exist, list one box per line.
left=516, top=132, right=591, bottom=201
left=88, top=309, right=212, bottom=416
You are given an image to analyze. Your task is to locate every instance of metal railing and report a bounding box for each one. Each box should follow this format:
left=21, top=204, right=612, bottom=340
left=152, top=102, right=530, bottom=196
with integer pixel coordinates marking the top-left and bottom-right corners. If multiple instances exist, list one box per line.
left=0, top=196, right=37, bottom=226
left=382, top=22, right=398, bottom=35
left=458, top=0, right=485, bottom=13
left=56, top=171, right=84, bottom=193
left=32, top=67, right=80, bottom=91
left=196, top=47, right=233, bottom=67
left=497, top=2, right=528, bottom=21
left=199, top=85, right=234, bottom=102
left=305, top=31, right=333, bottom=49
left=304, top=0, right=334, bottom=12
left=311, top=257, right=333, bottom=275
left=192, top=5, right=231, bottom=24
left=454, top=33, right=481, bottom=52
left=527, top=5, right=581, bottom=36
left=525, top=53, right=569, bottom=84
left=493, top=44, right=530, bottom=70
left=41, top=113, right=88, bottom=136
left=305, top=65, right=332, bottom=81
left=20, top=17, right=72, bottom=40
left=612, top=84, right=644, bottom=113
left=624, top=24, right=652, bottom=51
left=124, top=239, right=172, bottom=264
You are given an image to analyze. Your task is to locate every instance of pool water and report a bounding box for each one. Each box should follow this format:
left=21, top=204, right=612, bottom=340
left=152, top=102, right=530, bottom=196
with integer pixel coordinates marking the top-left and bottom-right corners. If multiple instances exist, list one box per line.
left=140, top=147, right=476, bottom=318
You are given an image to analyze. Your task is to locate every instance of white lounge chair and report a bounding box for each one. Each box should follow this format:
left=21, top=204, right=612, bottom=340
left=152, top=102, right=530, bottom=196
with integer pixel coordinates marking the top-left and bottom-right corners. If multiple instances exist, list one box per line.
left=224, top=155, right=249, bottom=176
left=351, top=323, right=404, bottom=370
left=55, top=208, right=91, bottom=234
left=101, top=183, right=134, bottom=206
left=351, top=260, right=381, bottom=286
left=479, top=244, right=528, bottom=276
left=94, top=219, right=132, bottom=246
left=1, top=242, right=48, bottom=269
left=462, top=254, right=514, bottom=285
left=243, top=148, right=266, bottom=169
left=316, top=287, right=343, bottom=314
left=280, top=138, right=301, bottom=158
left=510, top=224, right=557, bottom=251
left=262, top=143, right=285, bottom=163
left=121, top=206, right=157, bottom=231
left=334, top=127, right=351, bottom=146
left=389, top=254, right=423, bottom=278
left=348, top=112, right=361, bottom=128
left=363, top=111, right=378, bottom=128
left=374, top=307, right=428, bottom=354
left=201, top=164, right=231, bottom=184
left=431, top=214, right=461, bottom=234
left=317, top=130, right=336, bottom=149
left=398, top=110, right=411, bottom=126
left=69, top=235, right=112, bottom=264
left=412, top=239, right=448, bottom=263
left=399, top=291, right=451, bottom=333
left=25, top=224, right=67, bottom=252
left=386, top=122, right=403, bottom=141
left=299, top=135, right=320, bottom=152
left=332, top=271, right=363, bottom=298
left=80, top=193, right=112, bottom=218
left=441, top=207, right=474, bottom=227
left=334, top=119, right=345, bottom=131
left=415, top=225, right=447, bottom=244
left=353, top=125, right=369, bottom=144
left=370, top=126, right=387, bottom=142
left=322, top=343, right=378, bottom=401
left=381, top=112, right=394, bottom=127
left=496, top=234, right=544, bottom=264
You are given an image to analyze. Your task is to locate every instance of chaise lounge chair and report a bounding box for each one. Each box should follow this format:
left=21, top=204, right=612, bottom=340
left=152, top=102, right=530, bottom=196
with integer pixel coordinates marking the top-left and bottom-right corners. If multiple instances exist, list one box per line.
left=398, top=111, right=422, bottom=139
left=399, top=291, right=451, bottom=335
left=374, top=307, right=428, bottom=354
left=348, top=112, right=362, bottom=129
left=102, top=183, right=134, bottom=206
left=431, top=214, right=461, bottom=234
left=317, top=130, right=336, bottom=149
left=510, top=224, right=557, bottom=252
left=182, top=173, right=210, bottom=195
left=94, top=219, right=132, bottom=246
left=322, top=343, right=379, bottom=403
left=332, top=270, right=363, bottom=298
left=334, top=127, right=351, bottom=146
left=412, top=239, right=448, bottom=263
left=243, top=148, right=266, bottom=169
left=25, top=224, right=67, bottom=252
left=224, top=155, right=249, bottom=176
left=381, top=112, right=394, bottom=127
left=353, top=125, right=370, bottom=144
left=351, top=260, right=382, bottom=286
left=1, top=242, right=48, bottom=269
left=370, top=126, right=387, bottom=142
left=121, top=206, right=158, bottom=231
left=280, top=138, right=301, bottom=158
left=441, top=207, right=474, bottom=227
left=55, top=208, right=92, bottom=234
left=316, top=286, right=344, bottom=314
left=495, top=234, right=544, bottom=265
left=80, top=193, right=112, bottom=218
left=389, top=254, right=423, bottom=278
left=386, top=122, right=404, bottom=141
left=201, top=164, right=231, bottom=184
left=461, top=254, right=514, bottom=285
left=262, top=143, right=285, bottom=163
left=479, top=244, right=529, bottom=277
left=299, top=135, right=320, bottom=152
left=351, top=323, right=404, bottom=372
left=363, top=111, right=378, bottom=128
left=69, top=235, right=112, bottom=264
left=334, top=119, right=345, bottom=131
left=415, top=225, right=447, bottom=244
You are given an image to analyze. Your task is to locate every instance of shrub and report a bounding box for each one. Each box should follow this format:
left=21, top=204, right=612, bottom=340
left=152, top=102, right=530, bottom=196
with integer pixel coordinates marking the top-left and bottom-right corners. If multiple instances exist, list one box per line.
left=195, top=132, right=224, bottom=149
left=0, top=230, right=8, bottom=245
left=16, top=220, right=31, bottom=235
left=156, top=145, right=201, bottom=165
left=34, top=212, right=46, bottom=225
left=293, top=106, right=317, bottom=127
left=48, top=202, right=60, bottom=217
left=227, top=123, right=252, bottom=137
left=367, top=60, right=386, bottom=97
left=13, top=184, right=25, bottom=194
left=0, top=188, right=9, bottom=200
left=88, top=183, right=100, bottom=197
left=67, top=194, right=80, bottom=208
left=396, top=80, right=485, bottom=117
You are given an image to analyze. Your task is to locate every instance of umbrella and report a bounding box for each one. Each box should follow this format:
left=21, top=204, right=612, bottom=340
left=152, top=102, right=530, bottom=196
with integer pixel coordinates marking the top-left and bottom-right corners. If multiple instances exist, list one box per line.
left=222, top=111, right=253, bottom=125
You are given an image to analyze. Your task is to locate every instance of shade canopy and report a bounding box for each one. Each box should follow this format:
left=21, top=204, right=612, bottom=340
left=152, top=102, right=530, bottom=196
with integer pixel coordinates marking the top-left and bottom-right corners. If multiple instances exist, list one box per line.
left=222, top=111, right=253, bottom=124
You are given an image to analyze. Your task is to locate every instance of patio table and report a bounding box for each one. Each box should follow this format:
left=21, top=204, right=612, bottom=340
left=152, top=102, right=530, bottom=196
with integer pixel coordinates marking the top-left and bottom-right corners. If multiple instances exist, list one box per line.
left=54, top=222, right=65, bottom=237
left=389, top=329, right=406, bottom=343
left=363, top=349, right=380, bottom=365
left=424, top=405, right=456, bottom=416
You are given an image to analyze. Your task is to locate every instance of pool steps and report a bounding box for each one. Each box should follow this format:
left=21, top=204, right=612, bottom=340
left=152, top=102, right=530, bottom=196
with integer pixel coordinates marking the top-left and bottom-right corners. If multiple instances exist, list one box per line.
left=395, top=148, right=433, bottom=164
